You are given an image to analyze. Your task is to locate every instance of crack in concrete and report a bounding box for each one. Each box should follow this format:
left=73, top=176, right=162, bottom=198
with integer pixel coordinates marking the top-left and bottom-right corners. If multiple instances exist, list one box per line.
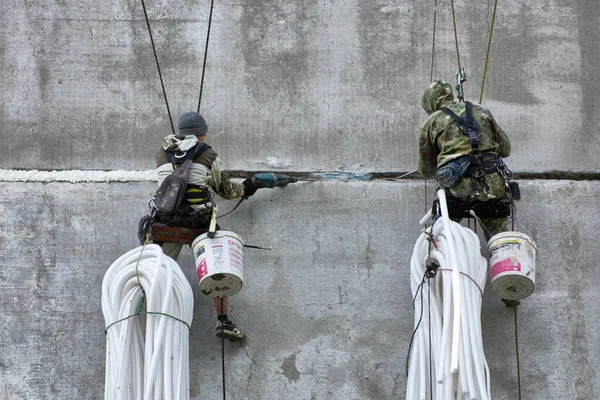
left=2, top=168, right=599, bottom=183
left=240, top=343, right=256, bottom=400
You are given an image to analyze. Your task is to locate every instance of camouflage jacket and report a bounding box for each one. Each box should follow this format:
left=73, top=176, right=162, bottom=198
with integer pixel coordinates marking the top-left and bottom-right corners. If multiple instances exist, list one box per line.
left=418, top=102, right=511, bottom=177
left=417, top=81, right=512, bottom=201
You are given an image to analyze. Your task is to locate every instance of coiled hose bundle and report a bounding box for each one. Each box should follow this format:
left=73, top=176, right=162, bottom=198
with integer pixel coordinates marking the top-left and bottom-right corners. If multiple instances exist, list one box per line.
left=102, top=244, right=194, bottom=400
left=406, top=190, right=491, bottom=400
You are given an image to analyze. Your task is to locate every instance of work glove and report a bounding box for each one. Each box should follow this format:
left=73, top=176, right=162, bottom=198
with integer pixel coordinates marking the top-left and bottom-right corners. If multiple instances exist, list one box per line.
left=242, top=178, right=259, bottom=198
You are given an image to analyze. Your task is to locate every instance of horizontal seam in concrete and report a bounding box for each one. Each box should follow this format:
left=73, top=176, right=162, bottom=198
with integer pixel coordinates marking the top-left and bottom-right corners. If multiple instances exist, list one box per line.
left=1, top=169, right=599, bottom=183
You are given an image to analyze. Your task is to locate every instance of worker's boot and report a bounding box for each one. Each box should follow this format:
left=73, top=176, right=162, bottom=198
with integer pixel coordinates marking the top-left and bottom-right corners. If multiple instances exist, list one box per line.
left=216, top=318, right=247, bottom=342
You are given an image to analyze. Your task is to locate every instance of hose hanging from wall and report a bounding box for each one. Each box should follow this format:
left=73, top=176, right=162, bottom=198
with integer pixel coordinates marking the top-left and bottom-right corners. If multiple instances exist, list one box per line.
left=102, top=244, right=194, bottom=400
left=406, top=189, right=491, bottom=400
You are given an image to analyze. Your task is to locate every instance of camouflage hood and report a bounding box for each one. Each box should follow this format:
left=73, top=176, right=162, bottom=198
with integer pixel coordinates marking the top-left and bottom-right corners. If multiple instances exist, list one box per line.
left=421, top=81, right=454, bottom=114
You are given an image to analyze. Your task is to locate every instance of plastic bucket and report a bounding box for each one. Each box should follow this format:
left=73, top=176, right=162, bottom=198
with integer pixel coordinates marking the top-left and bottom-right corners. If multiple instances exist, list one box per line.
left=192, top=231, right=244, bottom=298
left=487, top=231, right=537, bottom=300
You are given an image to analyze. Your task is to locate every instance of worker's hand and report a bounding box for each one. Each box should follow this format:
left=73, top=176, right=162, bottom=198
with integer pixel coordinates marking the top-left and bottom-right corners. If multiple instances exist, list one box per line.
left=242, top=178, right=259, bottom=198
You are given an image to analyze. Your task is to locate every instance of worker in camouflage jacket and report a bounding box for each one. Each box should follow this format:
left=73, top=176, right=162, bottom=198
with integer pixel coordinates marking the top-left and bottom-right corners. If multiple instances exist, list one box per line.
left=155, top=111, right=260, bottom=342
left=418, top=80, right=513, bottom=240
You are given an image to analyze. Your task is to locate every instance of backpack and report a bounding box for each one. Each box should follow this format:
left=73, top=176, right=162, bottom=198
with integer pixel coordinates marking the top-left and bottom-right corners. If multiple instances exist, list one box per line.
left=154, top=141, right=211, bottom=214
left=154, top=159, right=193, bottom=214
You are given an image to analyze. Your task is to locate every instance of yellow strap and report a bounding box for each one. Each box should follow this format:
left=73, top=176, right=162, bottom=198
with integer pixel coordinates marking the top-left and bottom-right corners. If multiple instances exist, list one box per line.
left=479, top=0, right=499, bottom=103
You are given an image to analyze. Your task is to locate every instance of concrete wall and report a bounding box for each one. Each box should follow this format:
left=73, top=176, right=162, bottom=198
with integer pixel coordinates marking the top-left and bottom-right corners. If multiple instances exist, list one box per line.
left=1, top=0, right=598, bottom=399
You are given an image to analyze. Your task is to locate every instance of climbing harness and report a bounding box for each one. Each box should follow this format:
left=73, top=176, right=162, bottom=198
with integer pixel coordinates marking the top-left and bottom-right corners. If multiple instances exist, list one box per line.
left=439, top=101, right=479, bottom=151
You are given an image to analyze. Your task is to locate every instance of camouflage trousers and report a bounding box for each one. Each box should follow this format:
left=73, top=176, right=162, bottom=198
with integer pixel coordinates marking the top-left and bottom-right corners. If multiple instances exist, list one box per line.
left=447, top=172, right=510, bottom=242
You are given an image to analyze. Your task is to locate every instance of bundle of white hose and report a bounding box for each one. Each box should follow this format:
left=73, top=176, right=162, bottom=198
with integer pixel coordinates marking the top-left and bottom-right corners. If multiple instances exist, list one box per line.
left=406, top=189, right=491, bottom=400
left=102, top=244, right=194, bottom=400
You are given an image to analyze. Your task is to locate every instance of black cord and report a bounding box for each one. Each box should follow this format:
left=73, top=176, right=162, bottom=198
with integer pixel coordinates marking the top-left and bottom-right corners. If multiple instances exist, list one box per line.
left=428, top=280, right=433, bottom=399
left=406, top=272, right=427, bottom=377
left=221, top=297, right=226, bottom=400
left=197, top=0, right=216, bottom=113
left=139, top=0, right=175, bottom=135
left=217, top=198, right=245, bottom=219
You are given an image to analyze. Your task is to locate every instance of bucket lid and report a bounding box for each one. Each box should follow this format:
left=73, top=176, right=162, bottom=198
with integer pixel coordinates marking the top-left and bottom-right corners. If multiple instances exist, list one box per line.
left=491, top=274, right=535, bottom=300
left=487, top=231, right=536, bottom=251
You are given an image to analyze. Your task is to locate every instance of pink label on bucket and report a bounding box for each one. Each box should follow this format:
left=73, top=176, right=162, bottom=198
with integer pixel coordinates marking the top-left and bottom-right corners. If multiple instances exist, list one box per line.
left=197, top=258, right=208, bottom=281
left=491, top=259, right=521, bottom=278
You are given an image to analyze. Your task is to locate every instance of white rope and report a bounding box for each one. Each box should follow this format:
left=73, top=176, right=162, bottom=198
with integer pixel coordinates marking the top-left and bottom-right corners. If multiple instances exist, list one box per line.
left=102, top=244, right=194, bottom=400
left=406, top=189, right=491, bottom=400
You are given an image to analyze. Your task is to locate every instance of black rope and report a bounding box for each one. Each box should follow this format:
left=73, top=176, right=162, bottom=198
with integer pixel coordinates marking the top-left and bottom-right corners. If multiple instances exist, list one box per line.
left=406, top=272, right=427, bottom=377
left=514, top=305, right=522, bottom=400
left=197, top=0, right=216, bottom=113
left=221, top=297, right=226, bottom=400
left=428, top=279, right=433, bottom=399
left=217, top=198, right=245, bottom=219
left=140, top=0, right=175, bottom=135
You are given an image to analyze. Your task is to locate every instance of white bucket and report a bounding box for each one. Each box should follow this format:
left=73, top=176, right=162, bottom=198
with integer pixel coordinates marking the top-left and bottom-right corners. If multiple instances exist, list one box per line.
left=192, top=231, right=244, bottom=298
left=487, top=231, right=537, bottom=300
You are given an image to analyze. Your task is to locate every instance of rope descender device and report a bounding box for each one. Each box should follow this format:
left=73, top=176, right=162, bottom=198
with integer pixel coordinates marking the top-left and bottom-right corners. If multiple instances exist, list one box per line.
left=455, top=67, right=467, bottom=101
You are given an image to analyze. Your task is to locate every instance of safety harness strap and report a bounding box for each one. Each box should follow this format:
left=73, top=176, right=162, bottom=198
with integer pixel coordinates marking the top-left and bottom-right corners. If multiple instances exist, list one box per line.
left=166, top=142, right=211, bottom=167
left=439, top=101, right=480, bottom=151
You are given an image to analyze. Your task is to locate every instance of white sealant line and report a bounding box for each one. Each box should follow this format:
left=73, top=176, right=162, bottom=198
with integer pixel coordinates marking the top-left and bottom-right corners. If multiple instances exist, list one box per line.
left=0, top=169, right=157, bottom=183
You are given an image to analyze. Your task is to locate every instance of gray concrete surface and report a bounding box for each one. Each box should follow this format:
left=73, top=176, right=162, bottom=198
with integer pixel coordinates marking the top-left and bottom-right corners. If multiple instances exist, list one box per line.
left=1, top=0, right=599, bottom=172
left=0, top=180, right=598, bottom=400
left=1, top=0, right=599, bottom=399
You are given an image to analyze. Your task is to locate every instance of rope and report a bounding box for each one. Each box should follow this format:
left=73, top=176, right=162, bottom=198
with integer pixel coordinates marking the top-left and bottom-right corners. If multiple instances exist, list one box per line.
left=405, top=274, right=427, bottom=377
left=102, top=244, right=194, bottom=399
left=428, top=280, right=433, bottom=400
left=429, top=0, right=439, bottom=82
left=479, top=0, right=499, bottom=103
left=197, top=0, right=216, bottom=113
left=449, top=0, right=464, bottom=100
left=514, top=305, right=522, bottom=400
left=139, top=0, right=175, bottom=135
left=221, top=298, right=227, bottom=400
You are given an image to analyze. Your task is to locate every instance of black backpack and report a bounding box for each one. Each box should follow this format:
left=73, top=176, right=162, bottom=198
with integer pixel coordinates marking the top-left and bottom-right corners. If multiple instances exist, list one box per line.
left=154, top=142, right=210, bottom=214
left=154, top=159, right=193, bottom=214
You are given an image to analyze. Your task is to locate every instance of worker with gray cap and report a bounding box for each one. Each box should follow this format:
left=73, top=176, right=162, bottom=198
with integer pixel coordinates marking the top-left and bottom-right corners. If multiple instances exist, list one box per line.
left=153, top=111, right=260, bottom=341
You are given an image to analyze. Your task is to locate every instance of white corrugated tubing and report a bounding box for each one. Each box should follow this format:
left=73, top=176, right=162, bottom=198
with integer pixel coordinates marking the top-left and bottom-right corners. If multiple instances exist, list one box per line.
left=406, top=189, right=491, bottom=400
left=102, top=244, right=194, bottom=400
